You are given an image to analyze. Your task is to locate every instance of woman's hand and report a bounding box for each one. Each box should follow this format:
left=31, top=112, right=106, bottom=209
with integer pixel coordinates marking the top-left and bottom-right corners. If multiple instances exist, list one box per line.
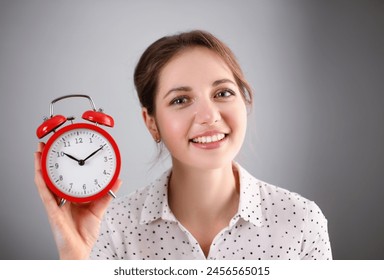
left=34, top=142, right=122, bottom=259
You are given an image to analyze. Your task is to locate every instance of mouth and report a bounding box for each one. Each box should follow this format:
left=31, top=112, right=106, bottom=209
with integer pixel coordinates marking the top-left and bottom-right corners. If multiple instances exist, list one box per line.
left=190, top=133, right=228, bottom=144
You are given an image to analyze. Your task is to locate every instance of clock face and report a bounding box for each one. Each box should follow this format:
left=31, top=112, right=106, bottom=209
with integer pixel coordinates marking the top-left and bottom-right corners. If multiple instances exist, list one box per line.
left=41, top=123, right=121, bottom=203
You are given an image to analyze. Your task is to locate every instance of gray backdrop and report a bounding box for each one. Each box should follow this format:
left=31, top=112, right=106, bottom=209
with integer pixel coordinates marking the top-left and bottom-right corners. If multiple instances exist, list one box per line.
left=0, top=0, right=383, bottom=259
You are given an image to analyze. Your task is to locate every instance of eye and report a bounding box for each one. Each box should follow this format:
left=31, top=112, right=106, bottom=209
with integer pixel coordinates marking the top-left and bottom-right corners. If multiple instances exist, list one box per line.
left=215, top=89, right=235, bottom=99
left=170, top=96, right=190, bottom=106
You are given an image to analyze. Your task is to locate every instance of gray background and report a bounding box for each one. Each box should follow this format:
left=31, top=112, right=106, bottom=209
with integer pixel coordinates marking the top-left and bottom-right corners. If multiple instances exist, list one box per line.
left=0, top=0, right=383, bottom=259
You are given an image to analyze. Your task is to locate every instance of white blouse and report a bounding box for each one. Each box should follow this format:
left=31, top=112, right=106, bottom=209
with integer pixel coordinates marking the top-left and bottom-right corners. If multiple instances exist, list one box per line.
left=90, top=163, right=332, bottom=260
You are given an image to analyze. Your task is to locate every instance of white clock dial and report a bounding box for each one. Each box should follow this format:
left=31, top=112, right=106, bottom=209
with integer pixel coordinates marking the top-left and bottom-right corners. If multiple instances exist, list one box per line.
left=45, top=128, right=117, bottom=198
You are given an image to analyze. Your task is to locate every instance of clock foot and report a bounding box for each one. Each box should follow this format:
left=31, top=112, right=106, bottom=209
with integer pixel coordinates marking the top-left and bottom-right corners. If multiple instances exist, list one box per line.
left=59, top=198, right=67, bottom=207
left=108, top=190, right=116, bottom=199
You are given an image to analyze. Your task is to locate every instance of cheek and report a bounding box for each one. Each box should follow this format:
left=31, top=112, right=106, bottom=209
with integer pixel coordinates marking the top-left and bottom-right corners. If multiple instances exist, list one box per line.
left=156, top=111, right=190, bottom=141
left=226, top=102, right=247, bottom=131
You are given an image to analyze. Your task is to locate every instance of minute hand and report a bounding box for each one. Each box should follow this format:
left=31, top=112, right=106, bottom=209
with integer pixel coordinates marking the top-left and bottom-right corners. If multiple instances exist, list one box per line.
left=82, top=144, right=106, bottom=163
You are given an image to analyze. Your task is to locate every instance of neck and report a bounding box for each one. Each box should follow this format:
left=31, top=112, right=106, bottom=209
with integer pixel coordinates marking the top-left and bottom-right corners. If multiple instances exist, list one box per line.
left=168, top=160, right=240, bottom=223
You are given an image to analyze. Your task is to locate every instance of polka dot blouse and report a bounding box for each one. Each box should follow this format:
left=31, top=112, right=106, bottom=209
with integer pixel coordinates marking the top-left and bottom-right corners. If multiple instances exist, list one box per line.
left=90, top=163, right=332, bottom=260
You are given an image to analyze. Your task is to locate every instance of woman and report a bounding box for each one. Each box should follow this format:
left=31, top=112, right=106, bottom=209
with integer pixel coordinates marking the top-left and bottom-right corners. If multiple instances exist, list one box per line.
left=34, top=30, right=332, bottom=260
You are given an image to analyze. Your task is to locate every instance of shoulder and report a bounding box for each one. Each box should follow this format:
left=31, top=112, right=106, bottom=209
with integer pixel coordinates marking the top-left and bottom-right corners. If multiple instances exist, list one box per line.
left=258, top=176, right=327, bottom=220
left=258, top=179, right=314, bottom=215
left=236, top=163, right=327, bottom=225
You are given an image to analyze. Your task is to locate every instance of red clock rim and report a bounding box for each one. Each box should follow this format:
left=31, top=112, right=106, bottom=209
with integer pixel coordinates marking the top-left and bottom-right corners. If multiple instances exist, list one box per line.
left=41, top=123, right=121, bottom=203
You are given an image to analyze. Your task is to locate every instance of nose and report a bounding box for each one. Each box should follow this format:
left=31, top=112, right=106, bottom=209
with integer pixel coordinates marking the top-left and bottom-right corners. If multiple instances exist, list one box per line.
left=194, top=98, right=221, bottom=126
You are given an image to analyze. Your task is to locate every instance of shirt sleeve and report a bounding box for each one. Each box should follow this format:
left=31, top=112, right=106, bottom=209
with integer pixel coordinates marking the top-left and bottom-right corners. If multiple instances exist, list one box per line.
left=300, top=201, right=332, bottom=260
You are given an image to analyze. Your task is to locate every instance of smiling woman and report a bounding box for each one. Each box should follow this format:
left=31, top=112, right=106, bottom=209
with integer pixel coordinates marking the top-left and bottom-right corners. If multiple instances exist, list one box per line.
left=34, top=30, right=332, bottom=260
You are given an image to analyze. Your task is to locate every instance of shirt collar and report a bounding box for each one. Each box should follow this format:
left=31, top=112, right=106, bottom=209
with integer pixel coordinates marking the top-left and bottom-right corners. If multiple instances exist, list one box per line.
left=139, top=169, right=175, bottom=225
left=233, top=162, right=263, bottom=227
left=139, top=163, right=263, bottom=227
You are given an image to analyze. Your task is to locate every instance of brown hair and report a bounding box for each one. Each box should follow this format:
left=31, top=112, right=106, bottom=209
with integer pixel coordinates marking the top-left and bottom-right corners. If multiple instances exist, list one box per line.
left=134, top=30, right=253, bottom=116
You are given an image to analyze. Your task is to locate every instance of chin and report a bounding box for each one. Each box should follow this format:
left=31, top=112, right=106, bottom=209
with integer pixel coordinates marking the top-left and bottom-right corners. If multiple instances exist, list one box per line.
left=171, top=140, right=243, bottom=171
left=183, top=155, right=236, bottom=171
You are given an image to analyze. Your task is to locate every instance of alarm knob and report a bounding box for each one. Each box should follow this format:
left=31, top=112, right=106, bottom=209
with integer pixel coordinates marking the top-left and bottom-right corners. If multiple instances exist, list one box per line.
left=36, top=115, right=67, bottom=138
left=82, top=110, right=114, bottom=127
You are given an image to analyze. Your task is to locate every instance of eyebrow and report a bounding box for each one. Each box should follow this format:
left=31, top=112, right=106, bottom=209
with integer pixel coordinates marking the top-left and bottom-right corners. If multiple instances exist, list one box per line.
left=163, top=86, right=192, bottom=99
left=212, top=78, right=236, bottom=87
left=163, top=78, right=236, bottom=99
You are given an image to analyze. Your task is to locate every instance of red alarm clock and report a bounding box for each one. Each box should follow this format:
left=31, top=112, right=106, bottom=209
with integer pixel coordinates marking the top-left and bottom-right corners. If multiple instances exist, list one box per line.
left=36, top=94, right=121, bottom=206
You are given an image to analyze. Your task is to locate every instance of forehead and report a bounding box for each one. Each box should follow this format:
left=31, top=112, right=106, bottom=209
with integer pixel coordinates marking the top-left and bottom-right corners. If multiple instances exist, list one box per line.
left=158, top=47, right=234, bottom=90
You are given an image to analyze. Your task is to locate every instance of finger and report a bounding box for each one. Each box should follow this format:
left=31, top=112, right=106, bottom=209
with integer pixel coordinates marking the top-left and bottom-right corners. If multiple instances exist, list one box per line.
left=37, top=142, right=45, bottom=153
left=35, top=141, right=62, bottom=207
left=35, top=142, right=45, bottom=173
left=34, top=147, right=43, bottom=176
left=89, top=179, right=123, bottom=219
left=34, top=150, right=60, bottom=211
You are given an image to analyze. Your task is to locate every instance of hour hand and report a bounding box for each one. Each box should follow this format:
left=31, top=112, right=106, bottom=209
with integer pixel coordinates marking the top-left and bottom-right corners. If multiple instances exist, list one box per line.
left=63, top=152, right=81, bottom=163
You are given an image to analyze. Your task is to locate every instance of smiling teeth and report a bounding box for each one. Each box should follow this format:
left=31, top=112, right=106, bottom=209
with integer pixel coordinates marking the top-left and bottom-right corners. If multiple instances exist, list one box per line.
left=192, top=133, right=226, bottom=144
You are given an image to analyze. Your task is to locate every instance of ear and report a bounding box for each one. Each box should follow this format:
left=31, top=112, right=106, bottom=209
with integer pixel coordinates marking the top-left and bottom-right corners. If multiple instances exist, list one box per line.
left=142, top=108, right=160, bottom=141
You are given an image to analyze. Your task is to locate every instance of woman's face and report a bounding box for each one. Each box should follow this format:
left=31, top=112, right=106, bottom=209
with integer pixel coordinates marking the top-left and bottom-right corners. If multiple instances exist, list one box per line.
left=144, top=47, right=247, bottom=170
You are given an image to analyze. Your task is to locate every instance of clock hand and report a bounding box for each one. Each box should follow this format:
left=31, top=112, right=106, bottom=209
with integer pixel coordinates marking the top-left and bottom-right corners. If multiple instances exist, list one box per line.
left=82, top=144, right=106, bottom=163
left=63, top=152, right=81, bottom=164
